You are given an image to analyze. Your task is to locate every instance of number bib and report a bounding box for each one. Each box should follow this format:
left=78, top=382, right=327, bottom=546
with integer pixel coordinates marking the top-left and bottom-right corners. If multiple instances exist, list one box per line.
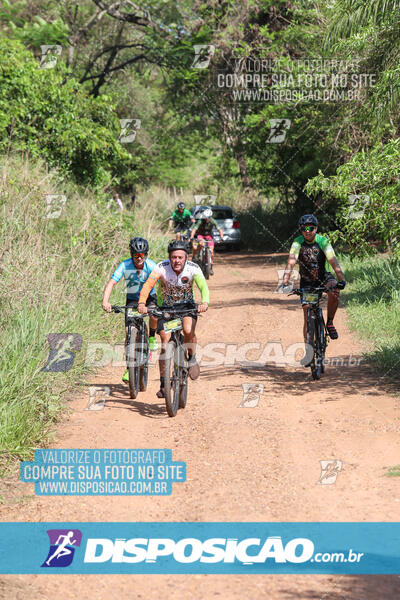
left=163, top=318, right=182, bottom=332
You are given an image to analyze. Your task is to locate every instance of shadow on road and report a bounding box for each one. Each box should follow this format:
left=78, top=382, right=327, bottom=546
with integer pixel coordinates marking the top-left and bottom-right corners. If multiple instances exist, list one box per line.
left=82, top=382, right=168, bottom=418
left=200, top=356, right=385, bottom=400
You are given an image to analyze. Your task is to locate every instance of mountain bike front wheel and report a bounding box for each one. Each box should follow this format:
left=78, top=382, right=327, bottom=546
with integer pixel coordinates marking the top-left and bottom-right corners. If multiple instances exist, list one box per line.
left=312, top=312, right=324, bottom=380
left=139, top=363, right=148, bottom=392
left=177, top=342, right=188, bottom=409
left=316, top=309, right=326, bottom=375
left=126, top=328, right=140, bottom=399
left=164, top=339, right=180, bottom=417
left=203, top=246, right=210, bottom=279
left=306, top=308, right=319, bottom=380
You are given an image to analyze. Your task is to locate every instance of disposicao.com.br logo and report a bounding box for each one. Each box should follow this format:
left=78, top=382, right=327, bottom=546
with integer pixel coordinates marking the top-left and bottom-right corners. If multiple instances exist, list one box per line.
left=82, top=536, right=362, bottom=565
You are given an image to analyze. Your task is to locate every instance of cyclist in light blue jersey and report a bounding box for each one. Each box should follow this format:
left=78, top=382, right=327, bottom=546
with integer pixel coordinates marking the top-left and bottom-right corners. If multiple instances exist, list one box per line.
left=102, top=237, right=159, bottom=383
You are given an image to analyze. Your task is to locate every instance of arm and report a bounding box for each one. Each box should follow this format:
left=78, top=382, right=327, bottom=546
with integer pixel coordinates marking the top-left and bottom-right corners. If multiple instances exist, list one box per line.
left=169, top=211, right=177, bottom=231
left=103, top=261, right=125, bottom=311
left=328, top=256, right=345, bottom=282
left=190, top=221, right=200, bottom=239
left=322, top=240, right=345, bottom=285
left=211, top=217, right=224, bottom=240
left=194, top=273, right=210, bottom=312
left=137, top=270, right=161, bottom=313
left=282, top=254, right=298, bottom=285
left=102, top=279, right=118, bottom=312
left=282, top=240, right=301, bottom=285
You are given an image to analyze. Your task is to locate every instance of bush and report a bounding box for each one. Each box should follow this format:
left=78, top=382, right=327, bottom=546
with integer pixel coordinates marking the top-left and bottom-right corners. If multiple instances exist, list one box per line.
left=0, top=39, right=136, bottom=187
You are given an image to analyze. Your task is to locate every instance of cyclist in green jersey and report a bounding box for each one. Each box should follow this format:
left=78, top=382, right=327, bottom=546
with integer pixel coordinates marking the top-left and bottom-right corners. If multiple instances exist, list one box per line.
left=168, top=202, right=195, bottom=240
left=190, top=208, right=224, bottom=273
left=282, top=214, right=346, bottom=342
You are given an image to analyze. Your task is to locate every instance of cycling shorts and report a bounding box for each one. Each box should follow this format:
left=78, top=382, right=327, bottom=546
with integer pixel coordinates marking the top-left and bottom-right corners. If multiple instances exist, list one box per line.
left=299, top=273, right=337, bottom=305
left=156, top=302, right=198, bottom=334
left=174, top=222, right=191, bottom=233
left=193, top=235, right=214, bottom=249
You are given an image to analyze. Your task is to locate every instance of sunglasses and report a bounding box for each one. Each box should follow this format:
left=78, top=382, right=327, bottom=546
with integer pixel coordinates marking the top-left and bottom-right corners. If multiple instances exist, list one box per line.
left=133, top=253, right=146, bottom=258
left=301, top=225, right=316, bottom=232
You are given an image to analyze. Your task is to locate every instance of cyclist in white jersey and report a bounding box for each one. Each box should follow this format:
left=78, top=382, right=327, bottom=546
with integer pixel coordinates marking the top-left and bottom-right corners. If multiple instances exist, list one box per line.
left=138, top=240, right=209, bottom=398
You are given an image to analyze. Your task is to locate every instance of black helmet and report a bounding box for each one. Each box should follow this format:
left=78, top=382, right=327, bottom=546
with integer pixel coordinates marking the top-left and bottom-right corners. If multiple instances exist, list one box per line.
left=129, top=237, right=149, bottom=256
left=168, top=239, right=189, bottom=254
left=177, top=202, right=185, bottom=210
left=299, top=214, right=318, bottom=227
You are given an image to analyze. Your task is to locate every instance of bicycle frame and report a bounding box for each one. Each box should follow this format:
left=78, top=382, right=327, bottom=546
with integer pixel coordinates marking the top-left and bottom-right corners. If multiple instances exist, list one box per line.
left=150, top=304, right=198, bottom=416
left=289, top=286, right=330, bottom=380
left=111, top=305, right=150, bottom=398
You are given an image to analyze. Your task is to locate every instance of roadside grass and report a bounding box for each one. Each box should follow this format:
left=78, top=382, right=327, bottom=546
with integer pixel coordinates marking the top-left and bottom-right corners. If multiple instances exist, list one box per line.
left=340, top=254, right=400, bottom=379
left=0, top=155, right=168, bottom=474
left=386, top=465, right=400, bottom=477
left=338, top=254, right=400, bottom=477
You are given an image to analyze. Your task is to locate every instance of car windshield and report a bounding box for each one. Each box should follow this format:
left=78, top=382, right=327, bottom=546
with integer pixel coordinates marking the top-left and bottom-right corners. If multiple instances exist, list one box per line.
left=212, top=208, right=233, bottom=219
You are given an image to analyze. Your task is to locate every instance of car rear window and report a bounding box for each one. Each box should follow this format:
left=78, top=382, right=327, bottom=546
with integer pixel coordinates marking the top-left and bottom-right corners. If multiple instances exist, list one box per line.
left=212, top=208, right=233, bottom=219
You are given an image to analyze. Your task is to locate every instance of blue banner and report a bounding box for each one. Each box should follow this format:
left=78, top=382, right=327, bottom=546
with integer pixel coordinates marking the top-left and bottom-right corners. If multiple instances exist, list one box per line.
left=0, top=522, right=399, bottom=574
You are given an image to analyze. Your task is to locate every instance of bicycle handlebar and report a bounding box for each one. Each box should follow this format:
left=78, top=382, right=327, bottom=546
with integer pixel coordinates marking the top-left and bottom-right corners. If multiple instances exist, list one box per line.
left=111, top=304, right=199, bottom=318
left=288, top=284, right=338, bottom=296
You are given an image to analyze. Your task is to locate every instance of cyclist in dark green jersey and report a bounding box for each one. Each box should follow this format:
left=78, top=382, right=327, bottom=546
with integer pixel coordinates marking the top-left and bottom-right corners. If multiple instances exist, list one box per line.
left=282, top=214, right=346, bottom=341
left=168, top=202, right=195, bottom=240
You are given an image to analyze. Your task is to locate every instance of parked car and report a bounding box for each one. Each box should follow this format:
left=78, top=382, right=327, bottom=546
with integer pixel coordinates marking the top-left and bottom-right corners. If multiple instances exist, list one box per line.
left=190, top=205, right=241, bottom=250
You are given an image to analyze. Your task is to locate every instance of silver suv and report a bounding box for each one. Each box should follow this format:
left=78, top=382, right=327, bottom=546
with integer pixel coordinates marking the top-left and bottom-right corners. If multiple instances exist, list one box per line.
left=191, top=205, right=241, bottom=250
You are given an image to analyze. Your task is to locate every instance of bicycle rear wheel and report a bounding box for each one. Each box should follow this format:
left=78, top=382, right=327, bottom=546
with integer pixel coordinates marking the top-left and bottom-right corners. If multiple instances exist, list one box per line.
left=126, top=328, right=139, bottom=399
left=164, top=339, right=180, bottom=417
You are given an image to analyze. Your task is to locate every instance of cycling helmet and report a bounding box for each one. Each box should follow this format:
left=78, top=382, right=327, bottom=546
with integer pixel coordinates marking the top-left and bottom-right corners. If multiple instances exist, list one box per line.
left=177, top=202, right=185, bottom=210
left=299, top=214, right=318, bottom=227
left=202, top=208, right=212, bottom=219
left=168, top=239, right=189, bottom=254
left=129, top=237, right=149, bottom=255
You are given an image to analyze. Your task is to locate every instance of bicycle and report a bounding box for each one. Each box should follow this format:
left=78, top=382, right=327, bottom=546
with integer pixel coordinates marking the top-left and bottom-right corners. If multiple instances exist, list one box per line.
left=151, top=303, right=199, bottom=417
left=288, top=286, right=332, bottom=380
left=111, top=305, right=150, bottom=399
left=198, top=239, right=212, bottom=279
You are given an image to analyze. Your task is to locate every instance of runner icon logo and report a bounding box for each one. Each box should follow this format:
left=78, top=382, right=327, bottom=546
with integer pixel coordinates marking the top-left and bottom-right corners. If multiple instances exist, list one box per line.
left=41, top=529, right=82, bottom=568
left=191, top=45, right=215, bottom=69
left=239, top=383, right=264, bottom=408
left=41, top=333, right=82, bottom=373
left=317, top=460, right=342, bottom=485
left=267, top=119, right=291, bottom=143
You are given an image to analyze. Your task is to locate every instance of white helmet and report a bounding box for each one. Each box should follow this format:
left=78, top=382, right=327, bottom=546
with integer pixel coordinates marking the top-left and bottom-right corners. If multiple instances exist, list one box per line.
left=202, top=208, right=212, bottom=219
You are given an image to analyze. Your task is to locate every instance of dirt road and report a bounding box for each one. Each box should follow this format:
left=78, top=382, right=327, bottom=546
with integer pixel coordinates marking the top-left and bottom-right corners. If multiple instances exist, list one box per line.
left=2, top=252, right=400, bottom=599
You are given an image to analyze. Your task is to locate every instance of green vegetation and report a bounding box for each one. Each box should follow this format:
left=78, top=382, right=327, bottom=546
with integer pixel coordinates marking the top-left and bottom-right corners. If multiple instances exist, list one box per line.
left=1, top=0, right=400, bottom=469
left=0, top=155, right=172, bottom=471
left=386, top=465, right=400, bottom=477
left=340, top=254, right=400, bottom=377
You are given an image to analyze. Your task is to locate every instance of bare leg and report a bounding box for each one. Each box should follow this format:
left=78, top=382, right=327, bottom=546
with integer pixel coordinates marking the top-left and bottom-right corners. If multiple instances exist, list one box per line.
left=327, top=289, right=339, bottom=321
left=182, top=316, right=197, bottom=358
left=302, top=305, right=308, bottom=342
